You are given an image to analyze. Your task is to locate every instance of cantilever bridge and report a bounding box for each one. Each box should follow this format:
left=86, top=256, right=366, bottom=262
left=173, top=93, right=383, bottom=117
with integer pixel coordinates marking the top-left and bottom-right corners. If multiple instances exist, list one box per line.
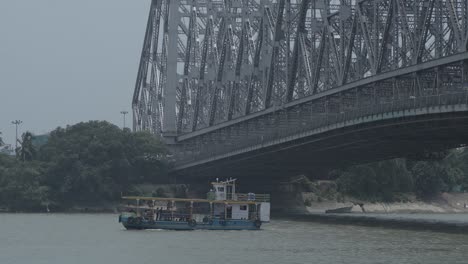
left=132, top=0, right=468, bottom=180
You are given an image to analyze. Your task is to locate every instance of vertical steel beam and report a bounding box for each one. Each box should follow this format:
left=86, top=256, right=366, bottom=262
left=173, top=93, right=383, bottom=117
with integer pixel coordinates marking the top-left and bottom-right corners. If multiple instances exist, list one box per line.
left=192, top=17, right=213, bottom=131
left=178, top=2, right=197, bottom=133
left=209, top=22, right=230, bottom=126
left=312, top=26, right=326, bottom=94
left=341, top=12, right=358, bottom=84
left=376, top=0, right=394, bottom=74
left=265, top=0, right=286, bottom=108
left=286, top=0, right=310, bottom=102
left=245, top=18, right=264, bottom=115
left=133, top=0, right=158, bottom=131
left=163, top=0, right=180, bottom=138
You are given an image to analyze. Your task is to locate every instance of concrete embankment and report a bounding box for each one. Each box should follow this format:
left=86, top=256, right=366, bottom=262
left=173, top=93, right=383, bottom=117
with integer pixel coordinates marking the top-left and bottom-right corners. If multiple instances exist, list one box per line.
left=288, top=213, right=468, bottom=234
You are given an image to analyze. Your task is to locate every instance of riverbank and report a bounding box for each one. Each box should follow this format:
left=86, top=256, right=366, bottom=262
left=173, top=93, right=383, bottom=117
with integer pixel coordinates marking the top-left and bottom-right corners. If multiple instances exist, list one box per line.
left=271, top=190, right=468, bottom=233
left=303, top=192, right=468, bottom=214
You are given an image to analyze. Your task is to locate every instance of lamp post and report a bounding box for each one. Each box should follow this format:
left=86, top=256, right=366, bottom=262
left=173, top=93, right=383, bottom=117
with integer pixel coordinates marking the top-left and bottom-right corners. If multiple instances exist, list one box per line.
left=120, top=111, right=128, bottom=129
left=11, top=120, right=22, bottom=154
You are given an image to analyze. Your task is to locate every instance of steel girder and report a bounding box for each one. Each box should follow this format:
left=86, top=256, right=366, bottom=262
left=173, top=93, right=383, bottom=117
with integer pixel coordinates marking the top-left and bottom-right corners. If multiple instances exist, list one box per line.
left=174, top=57, right=468, bottom=169
left=132, top=0, right=468, bottom=137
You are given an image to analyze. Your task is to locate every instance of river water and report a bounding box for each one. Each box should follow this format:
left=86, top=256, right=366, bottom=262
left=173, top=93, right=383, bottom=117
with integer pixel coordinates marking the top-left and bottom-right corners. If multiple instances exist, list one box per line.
left=1, top=214, right=467, bottom=264
left=346, top=213, right=468, bottom=223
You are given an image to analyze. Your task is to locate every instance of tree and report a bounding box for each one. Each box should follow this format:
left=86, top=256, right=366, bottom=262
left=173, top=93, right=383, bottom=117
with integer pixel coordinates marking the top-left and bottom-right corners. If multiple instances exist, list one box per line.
left=18, top=132, right=36, bottom=161
left=0, top=160, right=49, bottom=211
left=336, top=164, right=379, bottom=199
left=0, top=131, right=4, bottom=146
left=411, top=161, right=445, bottom=197
left=336, top=159, right=414, bottom=201
left=441, top=148, right=468, bottom=190
left=0, top=121, right=170, bottom=211
left=39, top=121, right=169, bottom=206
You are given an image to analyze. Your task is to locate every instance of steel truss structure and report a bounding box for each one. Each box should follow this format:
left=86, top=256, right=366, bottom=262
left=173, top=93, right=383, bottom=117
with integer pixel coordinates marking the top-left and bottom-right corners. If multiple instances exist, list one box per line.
left=174, top=56, right=468, bottom=169
left=132, top=0, right=468, bottom=138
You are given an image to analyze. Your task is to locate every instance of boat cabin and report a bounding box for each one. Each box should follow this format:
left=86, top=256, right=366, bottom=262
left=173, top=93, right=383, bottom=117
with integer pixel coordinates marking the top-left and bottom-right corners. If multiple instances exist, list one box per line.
left=209, top=178, right=270, bottom=222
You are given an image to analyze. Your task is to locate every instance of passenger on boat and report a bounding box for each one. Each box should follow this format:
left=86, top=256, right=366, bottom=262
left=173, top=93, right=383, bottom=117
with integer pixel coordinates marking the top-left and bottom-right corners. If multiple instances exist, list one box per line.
left=155, top=207, right=160, bottom=220
left=157, top=208, right=162, bottom=220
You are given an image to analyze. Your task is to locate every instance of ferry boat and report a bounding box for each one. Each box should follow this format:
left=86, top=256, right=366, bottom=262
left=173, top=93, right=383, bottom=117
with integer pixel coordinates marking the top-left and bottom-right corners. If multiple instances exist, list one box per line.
left=118, top=178, right=270, bottom=230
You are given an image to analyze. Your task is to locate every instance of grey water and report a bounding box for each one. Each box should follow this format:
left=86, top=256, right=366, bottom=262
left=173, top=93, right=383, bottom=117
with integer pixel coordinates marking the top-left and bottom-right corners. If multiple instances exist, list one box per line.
left=1, top=214, right=467, bottom=264
left=346, top=213, right=468, bottom=223
left=327, top=213, right=468, bottom=223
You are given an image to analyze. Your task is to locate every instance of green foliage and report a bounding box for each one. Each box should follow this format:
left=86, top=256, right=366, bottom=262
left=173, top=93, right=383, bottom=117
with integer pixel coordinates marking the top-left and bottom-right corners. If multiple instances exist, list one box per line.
left=31, top=134, right=49, bottom=148
left=335, top=149, right=468, bottom=201
left=336, top=159, right=414, bottom=201
left=39, top=121, right=169, bottom=205
left=411, top=161, right=445, bottom=197
left=155, top=188, right=167, bottom=198
left=18, top=132, right=37, bottom=161
left=174, top=185, right=188, bottom=198
left=0, top=156, right=50, bottom=211
left=0, top=121, right=170, bottom=211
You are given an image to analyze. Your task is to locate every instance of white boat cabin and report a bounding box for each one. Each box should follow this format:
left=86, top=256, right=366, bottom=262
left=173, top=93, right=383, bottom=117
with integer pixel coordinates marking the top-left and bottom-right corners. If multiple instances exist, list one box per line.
left=208, top=178, right=270, bottom=222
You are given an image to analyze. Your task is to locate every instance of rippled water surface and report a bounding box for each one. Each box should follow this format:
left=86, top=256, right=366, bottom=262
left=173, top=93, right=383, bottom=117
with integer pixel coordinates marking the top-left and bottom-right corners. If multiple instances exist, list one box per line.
left=1, top=214, right=467, bottom=264
left=350, top=213, right=468, bottom=223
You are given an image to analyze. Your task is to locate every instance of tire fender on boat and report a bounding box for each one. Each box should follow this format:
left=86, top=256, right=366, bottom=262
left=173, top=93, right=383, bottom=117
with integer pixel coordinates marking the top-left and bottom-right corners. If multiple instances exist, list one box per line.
left=254, top=220, right=262, bottom=228
left=188, top=219, right=197, bottom=227
left=135, top=217, right=142, bottom=225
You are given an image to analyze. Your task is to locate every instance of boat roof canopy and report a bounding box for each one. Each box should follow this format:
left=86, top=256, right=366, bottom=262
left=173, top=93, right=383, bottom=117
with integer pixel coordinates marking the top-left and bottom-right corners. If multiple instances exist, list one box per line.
left=122, top=196, right=258, bottom=205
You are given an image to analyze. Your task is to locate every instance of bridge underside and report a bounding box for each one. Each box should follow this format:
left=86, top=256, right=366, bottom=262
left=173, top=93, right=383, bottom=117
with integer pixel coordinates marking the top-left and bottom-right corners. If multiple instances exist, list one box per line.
left=172, top=109, right=468, bottom=182
left=172, top=56, right=468, bottom=180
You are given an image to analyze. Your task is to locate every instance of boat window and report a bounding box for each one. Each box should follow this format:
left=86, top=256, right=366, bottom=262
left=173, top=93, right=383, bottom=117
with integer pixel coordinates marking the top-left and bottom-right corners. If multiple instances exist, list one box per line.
left=217, top=187, right=224, bottom=192
left=240, top=205, right=247, bottom=211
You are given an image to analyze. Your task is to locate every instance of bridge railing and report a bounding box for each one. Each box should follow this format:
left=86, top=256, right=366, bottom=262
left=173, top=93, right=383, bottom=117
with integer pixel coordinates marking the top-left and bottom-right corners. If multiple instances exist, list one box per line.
left=175, top=91, right=468, bottom=166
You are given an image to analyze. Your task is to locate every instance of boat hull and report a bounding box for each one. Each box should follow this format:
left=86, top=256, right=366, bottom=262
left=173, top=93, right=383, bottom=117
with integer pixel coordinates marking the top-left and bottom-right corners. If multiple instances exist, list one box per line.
left=119, top=216, right=261, bottom=231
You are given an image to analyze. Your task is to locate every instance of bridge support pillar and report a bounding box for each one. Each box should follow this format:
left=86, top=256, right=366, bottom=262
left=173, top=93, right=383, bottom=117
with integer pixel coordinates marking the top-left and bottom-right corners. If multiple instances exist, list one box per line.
left=163, top=0, right=180, bottom=136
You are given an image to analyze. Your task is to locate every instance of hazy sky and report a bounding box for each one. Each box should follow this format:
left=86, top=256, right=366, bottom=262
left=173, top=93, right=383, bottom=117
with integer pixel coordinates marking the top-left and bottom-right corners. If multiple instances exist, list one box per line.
left=0, top=0, right=149, bottom=146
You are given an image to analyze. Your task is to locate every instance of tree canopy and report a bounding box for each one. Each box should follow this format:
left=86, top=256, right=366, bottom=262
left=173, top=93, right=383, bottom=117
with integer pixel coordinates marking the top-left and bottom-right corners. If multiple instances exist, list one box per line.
left=0, top=121, right=170, bottom=211
left=335, top=149, right=468, bottom=201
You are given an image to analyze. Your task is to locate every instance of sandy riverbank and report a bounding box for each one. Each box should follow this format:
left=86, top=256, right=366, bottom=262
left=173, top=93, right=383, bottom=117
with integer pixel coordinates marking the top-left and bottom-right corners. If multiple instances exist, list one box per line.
left=272, top=192, right=468, bottom=215
left=305, top=193, right=468, bottom=214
